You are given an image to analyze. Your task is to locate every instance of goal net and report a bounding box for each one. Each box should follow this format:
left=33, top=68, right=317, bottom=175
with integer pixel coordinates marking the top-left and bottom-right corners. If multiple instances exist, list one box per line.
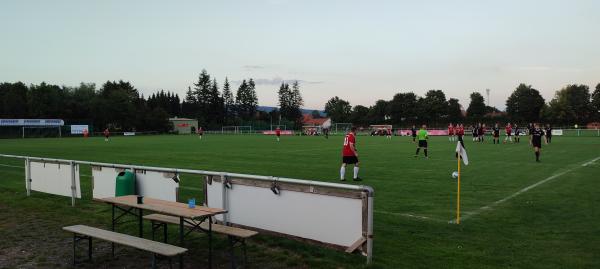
left=22, top=126, right=62, bottom=138
left=270, top=125, right=287, bottom=131
left=302, top=125, right=322, bottom=136
left=333, top=123, right=352, bottom=135
left=221, top=126, right=253, bottom=134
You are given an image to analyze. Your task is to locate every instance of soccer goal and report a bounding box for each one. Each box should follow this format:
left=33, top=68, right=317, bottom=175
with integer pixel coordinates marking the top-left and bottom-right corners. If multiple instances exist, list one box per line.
left=333, top=123, right=353, bottom=135
left=270, top=125, right=287, bottom=131
left=22, top=126, right=62, bottom=138
left=221, top=126, right=253, bottom=134
left=302, top=125, right=322, bottom=136
left=369, top=125, right=392, bottom=136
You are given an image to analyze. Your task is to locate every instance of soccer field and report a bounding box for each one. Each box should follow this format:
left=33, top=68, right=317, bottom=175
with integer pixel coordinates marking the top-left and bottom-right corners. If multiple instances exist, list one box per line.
left=1, top=134, right=599, bottom=268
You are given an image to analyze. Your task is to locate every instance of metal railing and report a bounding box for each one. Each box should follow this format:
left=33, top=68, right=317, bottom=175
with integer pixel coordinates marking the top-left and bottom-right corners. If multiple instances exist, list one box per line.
left=0, top=153, right=374, bottom=264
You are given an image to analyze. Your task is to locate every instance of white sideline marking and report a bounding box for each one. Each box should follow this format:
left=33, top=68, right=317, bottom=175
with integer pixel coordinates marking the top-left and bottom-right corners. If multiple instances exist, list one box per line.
left=582, top=156, right=600, bottom=167
left=450, top=156, right=600, bottom=224
left=375, top=210, right=446, bottom=222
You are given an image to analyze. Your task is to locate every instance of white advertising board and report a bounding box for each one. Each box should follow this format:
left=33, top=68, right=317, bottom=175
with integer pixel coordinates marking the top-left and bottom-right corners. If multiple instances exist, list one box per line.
left=552, top=129, right=563, bottom=136
left=29, top=161, right=81, bottom=198
left=70, top=125, right=89, bottom=134
left=206, top=178, right=366, bottom=248
left=135, top=170, right=179, bottom=201
left=91, top=166, right=120, bottom=199
left=92, top=167, right=179, bottom=201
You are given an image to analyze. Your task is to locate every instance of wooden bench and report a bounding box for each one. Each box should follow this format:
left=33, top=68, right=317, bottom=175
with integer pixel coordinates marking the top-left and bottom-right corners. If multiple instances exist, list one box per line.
left=63, top=225, right=188, bottom=269
left=144, top=213, right=258, bottom=268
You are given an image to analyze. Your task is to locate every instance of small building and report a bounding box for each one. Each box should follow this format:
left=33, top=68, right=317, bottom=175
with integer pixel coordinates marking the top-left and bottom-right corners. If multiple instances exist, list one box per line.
left=301, top=114, right=332, bottom=132
left=169, top=117, right=198, bottom=134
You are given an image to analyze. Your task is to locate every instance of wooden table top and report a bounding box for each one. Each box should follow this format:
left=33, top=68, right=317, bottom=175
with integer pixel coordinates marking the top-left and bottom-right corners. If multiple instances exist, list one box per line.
left=99, top=195, right=226, bottom=220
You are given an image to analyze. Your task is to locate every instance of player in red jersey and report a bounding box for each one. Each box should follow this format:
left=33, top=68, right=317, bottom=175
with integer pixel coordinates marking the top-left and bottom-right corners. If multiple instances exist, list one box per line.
left=103, top=128, right=110, bottom=142
left=504, top=123, right=513, bottom=143
left=457, top=123, right=465, bottom=146
left=197, top=127, right=204, bottom=139
left=275, top=127, right=281, bottom=142
left=340, top=127, right=361, bottom=181
left=448, top=123, right=455, bottom=142
left=82, top=128, right=89, bottom=138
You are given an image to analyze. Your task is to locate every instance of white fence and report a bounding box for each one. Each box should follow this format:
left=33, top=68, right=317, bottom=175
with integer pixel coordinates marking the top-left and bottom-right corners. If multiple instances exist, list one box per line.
left=0, top=153, right=374, bottom=264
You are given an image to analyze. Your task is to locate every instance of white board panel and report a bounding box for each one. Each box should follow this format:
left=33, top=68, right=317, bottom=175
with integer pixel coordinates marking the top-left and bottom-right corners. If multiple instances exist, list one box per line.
left=552, top=129, right=563, bottom=136
left=206, top=180, right=363, bottom=247
left=135, top=170, right=179, bottom=201
left=206, top=179, right=225, bottom=222
left=92, top=167, right=120, bottom=199
left=30, top=161, right=81, bottom=198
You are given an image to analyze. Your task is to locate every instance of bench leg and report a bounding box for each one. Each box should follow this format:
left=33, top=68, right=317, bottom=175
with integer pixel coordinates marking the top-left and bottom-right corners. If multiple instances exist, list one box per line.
left=139, top=208, right=144, bottom=238
left=164, top=222, right=168, bottom=243
left=88, top=236, right=93, bottom=261
left=72, top=234, right=77, bottom=265
left=72, top=234, right=93, bottom=265
left=111, top=204, right=115, bottom=258
left=228, top=236, right=237, bottom=269
left=243, top=240, right=248, bottom=268
left=152, top=254, right=157, bottom=269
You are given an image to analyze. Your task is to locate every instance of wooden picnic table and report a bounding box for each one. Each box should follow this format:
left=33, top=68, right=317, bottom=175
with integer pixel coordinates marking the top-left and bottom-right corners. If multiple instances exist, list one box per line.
left=98, top=195, right=226, bottom=269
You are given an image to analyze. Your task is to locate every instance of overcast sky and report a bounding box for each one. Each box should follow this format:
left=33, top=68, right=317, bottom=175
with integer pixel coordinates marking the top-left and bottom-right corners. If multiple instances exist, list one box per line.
left=1, top=0, right=599, bottom=110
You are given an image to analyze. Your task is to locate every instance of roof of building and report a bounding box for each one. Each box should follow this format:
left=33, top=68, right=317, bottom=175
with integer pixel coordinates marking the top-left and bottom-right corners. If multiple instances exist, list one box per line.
left=302, top=114, right=330, bottom=126
left=168, top=117, right=197, bottom=121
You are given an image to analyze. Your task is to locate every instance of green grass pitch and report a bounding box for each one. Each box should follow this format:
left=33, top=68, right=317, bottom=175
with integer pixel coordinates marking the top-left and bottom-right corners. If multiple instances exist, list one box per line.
left=0, top=134, right=599, bottom=268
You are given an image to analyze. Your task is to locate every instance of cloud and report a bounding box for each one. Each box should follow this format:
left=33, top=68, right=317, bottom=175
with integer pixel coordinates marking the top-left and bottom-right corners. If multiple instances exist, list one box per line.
left=232, top=77, right=324, bottom=85
left=242, top=65, right=265, bottom=70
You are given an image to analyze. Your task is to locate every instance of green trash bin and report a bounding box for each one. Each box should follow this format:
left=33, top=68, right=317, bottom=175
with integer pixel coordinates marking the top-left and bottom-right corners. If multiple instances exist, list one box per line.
left=115, top=170, right=136, bottom=197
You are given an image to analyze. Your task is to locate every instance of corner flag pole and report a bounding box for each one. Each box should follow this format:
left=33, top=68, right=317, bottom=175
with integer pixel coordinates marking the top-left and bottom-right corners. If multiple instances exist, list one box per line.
left=457, top=155, right=461, bottom=224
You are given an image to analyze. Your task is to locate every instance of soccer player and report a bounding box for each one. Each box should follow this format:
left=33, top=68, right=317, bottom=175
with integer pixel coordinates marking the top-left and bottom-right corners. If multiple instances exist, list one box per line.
left=197, top=127, right=204, bottom=139
left=83, top=128, right=89, bottom=138
left=530, top=123, right=545, bottom=162
left=545, top=124, right=553, bottom=144
left=457, top=124, right=465, bottom=147
left=275, top=127, right=281, bottom=142
left=386, top=128, right=392, bottom=139
left=479, top=123, right=486, bottom=142
left=340, top=127, right=361, bottom=181
left=471, top=124, right=478, bottom=142
left=411, top=125, right=417, bottom=143
left=414, top=125, right=429, bottom=158
left=448, top=123, right=455, bottom=142
left=323, top=127, right=329, bottom=139
left=492, top=123, right=500, bottom=144
left=504, top=122, right=513, bottom=143
left=514, top=124, right=521, bottom=143
left=103, top=128, right=110, bottom=142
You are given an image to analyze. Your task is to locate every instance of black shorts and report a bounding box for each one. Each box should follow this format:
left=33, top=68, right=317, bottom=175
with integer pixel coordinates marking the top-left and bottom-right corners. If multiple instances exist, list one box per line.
left=532, top=141, right=542, bottom=148
left=418, top=140, right=427, bottom=148
left=493, top=133, right=499, bottom=138
left=343, top=156, right=359, bottom=164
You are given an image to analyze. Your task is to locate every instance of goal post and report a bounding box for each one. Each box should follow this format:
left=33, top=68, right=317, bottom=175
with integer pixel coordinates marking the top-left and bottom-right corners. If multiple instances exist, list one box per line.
left=333, top=123, right=353, bottom=135
left=22, top=126, right=62, bottom=138
left=221, top=126, right=253, bottom=134
left=270, top=125, right=287, bottom=131
left=302, top=125, right=322, bottom=136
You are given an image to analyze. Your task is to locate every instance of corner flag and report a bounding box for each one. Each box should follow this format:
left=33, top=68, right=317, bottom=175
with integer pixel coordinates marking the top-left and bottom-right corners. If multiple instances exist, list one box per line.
left=455, top=141, right=469, bottom=165
left=455, top=141, right=468, bottom=224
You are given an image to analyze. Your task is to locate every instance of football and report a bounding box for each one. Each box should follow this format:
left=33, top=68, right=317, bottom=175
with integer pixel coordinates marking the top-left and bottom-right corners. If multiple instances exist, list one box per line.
left=451, top=171, right=459, bottom=179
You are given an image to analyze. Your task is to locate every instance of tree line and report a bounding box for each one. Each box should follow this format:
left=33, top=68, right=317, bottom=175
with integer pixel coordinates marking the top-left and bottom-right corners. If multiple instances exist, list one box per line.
left=0, top=69, right=306, bottom=131
left=325, top=83, right=600, bottom=127
left=2, top=76, right=599, bottom=131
